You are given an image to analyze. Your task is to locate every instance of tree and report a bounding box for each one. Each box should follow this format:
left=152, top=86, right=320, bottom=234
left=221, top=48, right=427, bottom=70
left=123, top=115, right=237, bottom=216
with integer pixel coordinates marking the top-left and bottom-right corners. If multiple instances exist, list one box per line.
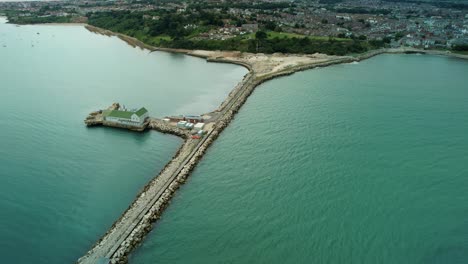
left=394, top=31, right=405, bottom=40
left=452, top=44, right=468, bottom=51
left=255, top=31, right=268, bottom=53
left=299, top=37, right=311, bottom=46
left=256, top=31, right=268, bottom=40
left=265, top=21, right=276, bottom=31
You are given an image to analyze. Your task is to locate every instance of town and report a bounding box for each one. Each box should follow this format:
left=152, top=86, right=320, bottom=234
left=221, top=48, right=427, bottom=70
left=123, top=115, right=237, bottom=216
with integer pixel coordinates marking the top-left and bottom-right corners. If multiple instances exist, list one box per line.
left=1, top=0, right=467, bottom=54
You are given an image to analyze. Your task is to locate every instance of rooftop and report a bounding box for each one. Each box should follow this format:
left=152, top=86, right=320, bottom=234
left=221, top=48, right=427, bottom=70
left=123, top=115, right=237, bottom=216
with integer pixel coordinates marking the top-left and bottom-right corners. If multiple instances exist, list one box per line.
left=103, top=107, right=148, bottom=119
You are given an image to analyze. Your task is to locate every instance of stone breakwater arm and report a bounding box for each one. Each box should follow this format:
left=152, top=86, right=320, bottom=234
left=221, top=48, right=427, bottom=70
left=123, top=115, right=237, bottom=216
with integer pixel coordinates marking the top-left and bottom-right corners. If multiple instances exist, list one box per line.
left=77, top=133, right=203, bottom=264
left=76, top=70, right=258, bottom=264
left=75, top=26, right=468, bottom=263
left=148, top=118, right=189, bottom=138
left=76, top=43, right=468, bottom=264
left=78, top=52, right=357, bottom=264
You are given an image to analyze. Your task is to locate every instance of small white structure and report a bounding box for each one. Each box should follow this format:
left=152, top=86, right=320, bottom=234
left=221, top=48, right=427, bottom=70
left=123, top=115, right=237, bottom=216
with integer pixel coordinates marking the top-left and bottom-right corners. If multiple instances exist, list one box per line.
left=103, top=107, right=149, bottom=127
left=177, top=121, right=187, bottom=128
left=194, top=123, right=205, bottom=131
left=185, top=122, right=194, bottom=130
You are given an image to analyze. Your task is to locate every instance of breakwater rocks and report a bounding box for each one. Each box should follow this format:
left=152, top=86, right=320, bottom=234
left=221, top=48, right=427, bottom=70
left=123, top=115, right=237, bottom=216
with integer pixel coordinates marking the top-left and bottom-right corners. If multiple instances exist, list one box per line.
left=148, top=119, right=189, bottom=138
left=105, top=134, right=219, bottom=264
left=77, top=136, right=199, bottom=264
left=77, top=76, right=258, bottom=264
left=353, top=47, right=468, bottom=62
left=78, top=59, right=356, bottom=264
left=216, top=73, right=254, bottom=113
left=78, top=128, right=217, bottom=264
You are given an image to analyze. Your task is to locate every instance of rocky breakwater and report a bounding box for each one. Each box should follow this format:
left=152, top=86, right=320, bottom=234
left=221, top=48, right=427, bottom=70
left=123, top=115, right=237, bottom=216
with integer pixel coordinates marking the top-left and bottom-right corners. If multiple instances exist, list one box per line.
left=77, top=126, right=209, bottom=264
left=148, top=119, right=189, bottom=138
left=89, top=67, right=297, bottom=264
left=76, top=72, right=260, bottom=263
left=78, top=51, right=350, bottom=264
left=78, top=45, right=468, bottom=264
left=349, top=47, right=468, bottom=63
left=104, top=132, right=219, bottom=264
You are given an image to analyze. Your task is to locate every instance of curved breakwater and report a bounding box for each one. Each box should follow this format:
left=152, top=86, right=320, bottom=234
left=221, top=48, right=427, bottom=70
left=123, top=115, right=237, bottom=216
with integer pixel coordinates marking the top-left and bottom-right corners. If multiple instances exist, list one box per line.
left=78, top=51, right=381, bottom=263
left=77, top=27, right=468, bottom=264
left=78, top=68, right=256, bottom=264
left=130, top=53, right=468, bottom=264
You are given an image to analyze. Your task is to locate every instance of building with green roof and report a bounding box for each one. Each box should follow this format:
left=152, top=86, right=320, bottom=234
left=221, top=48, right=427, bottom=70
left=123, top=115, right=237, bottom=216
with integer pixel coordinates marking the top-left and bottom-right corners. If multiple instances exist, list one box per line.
left=103, top=107, right=149, bottom=127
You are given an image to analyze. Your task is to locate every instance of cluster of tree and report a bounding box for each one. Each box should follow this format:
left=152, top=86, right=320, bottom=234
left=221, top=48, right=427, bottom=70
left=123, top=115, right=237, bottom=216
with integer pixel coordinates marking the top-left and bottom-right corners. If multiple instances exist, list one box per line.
left=88, top=11, right=147, bottom=37
left=163, top=38, right=250, bottom=52
left=87, top=10, right=232, bottom=39
left=452, top=44, right=468, bottom=51
left=86, top=11, right=389, bottom=56
left=161, top=35, right=380, bottom=56
left=251, top=32, right=380, bottom=55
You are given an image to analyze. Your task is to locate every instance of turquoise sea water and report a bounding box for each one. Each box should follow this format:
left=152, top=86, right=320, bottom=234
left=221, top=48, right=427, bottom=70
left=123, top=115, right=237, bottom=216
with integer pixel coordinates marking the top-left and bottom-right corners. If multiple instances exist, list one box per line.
left=0, top=20, right=246, bottom=264
left=131, top=54, right=468, bottom=264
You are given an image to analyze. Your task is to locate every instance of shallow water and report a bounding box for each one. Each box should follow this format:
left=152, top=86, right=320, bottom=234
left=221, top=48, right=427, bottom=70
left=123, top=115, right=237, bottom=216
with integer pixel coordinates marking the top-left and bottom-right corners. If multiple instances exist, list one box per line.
left=0, top=21, right=246, bottom=264
left=131, top=54, right=468, bottom=264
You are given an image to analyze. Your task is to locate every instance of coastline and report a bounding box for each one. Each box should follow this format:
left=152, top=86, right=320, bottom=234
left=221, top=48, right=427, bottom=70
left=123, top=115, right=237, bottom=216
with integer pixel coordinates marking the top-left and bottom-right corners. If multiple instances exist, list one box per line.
left=4, top=20, right=467, bottom=263
left=76, top=24, right=468, bottom=264
left=9, top=21, right=467, bottom=62
left=77, top=25, right=357, bottom=264
left=20, top=22, right=88, bottom=27
left=82, top=24, right=468, bottom=62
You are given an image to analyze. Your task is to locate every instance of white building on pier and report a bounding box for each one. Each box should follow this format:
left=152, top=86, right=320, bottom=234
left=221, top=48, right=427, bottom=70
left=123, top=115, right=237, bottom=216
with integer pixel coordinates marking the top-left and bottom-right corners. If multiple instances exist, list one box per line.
left=103, top=107, right=149, bottom=127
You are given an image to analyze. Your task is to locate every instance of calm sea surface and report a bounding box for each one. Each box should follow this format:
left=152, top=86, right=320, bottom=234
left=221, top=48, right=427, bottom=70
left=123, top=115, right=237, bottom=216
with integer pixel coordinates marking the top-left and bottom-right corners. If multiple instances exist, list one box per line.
left=131, top=54, right=468, bottom=264
left=0, top=19, right=246, bottom=264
